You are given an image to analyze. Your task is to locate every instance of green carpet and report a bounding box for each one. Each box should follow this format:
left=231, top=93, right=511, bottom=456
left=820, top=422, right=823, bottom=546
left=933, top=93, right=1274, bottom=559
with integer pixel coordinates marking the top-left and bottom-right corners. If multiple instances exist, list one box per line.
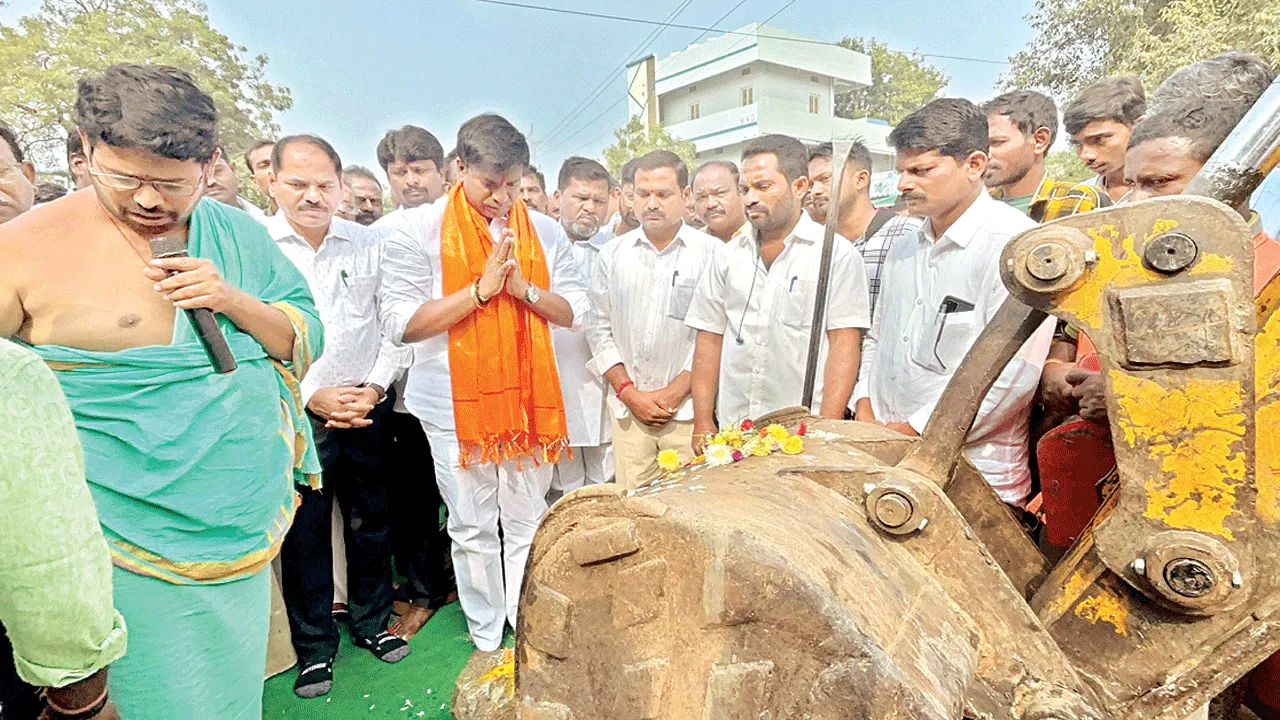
left=262, top=602, right=474, bottom=719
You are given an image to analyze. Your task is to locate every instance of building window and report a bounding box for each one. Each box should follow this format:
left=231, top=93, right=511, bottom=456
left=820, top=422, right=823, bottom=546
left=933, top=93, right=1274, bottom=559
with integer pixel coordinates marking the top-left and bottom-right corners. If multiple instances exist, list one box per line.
left=690, top=103, right=700, bottom=120
left=741, top=86, right=754, bottom=106
left=809, top=93, right=820, bottom=114
left=742, top=67, right=752, bottom=76
left=689, top=84, right=698, bottom=93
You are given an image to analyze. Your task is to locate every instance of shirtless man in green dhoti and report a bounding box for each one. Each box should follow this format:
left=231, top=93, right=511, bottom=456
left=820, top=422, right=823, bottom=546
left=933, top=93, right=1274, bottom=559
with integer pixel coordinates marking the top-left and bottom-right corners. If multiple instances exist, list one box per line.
left=0, top=63, right=323, bottom=719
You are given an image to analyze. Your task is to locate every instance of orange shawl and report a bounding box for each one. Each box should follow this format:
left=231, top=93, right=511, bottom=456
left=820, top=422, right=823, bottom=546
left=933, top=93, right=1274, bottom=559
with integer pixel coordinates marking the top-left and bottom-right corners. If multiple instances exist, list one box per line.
left=440, top=184, right=569, bottom=467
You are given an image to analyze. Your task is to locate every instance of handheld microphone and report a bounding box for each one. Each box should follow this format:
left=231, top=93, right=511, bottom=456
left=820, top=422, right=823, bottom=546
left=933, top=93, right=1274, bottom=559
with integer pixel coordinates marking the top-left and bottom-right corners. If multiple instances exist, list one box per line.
left=149, top=236, right=238, bottom=375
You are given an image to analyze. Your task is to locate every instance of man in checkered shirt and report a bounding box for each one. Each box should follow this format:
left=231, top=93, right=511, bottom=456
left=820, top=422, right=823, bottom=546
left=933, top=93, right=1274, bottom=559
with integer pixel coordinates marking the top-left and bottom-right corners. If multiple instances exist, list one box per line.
left=982, top=90, right=1108, bottom=223
left=807, top=140, right=921, bottom=320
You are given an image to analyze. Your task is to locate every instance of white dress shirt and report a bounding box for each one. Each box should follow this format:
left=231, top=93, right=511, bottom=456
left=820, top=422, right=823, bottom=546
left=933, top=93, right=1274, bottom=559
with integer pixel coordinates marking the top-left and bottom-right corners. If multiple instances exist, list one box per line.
left=237, top=197, right=265, bottom=219
left=685, top=212, right=871, bottom=425
left=585, top=222, right=719, bottom=422
left=265, top=213, right=407, bottom=406
left=852, top=190, right=1054, bottom=503
left=555, top=230, right=613, bottom=446
left=378, top=203, right=590, bottom=431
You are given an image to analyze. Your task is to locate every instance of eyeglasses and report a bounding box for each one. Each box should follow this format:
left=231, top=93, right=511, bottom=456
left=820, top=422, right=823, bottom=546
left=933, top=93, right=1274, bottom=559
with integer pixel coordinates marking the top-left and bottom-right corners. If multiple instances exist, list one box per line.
left=87, top=157, right=205, bottom=197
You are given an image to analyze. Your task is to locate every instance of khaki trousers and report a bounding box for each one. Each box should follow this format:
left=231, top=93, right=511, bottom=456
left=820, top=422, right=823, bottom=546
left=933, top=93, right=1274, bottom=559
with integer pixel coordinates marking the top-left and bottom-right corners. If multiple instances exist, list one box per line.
left=611, top=416, right=695, bottom=489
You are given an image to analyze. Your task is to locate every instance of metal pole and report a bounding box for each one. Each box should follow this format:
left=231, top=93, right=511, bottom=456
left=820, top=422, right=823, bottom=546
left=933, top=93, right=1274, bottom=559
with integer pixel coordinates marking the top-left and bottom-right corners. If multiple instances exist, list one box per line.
left=1184, top=75, right=1280, bottom=206
left=801, top=139, right=855, bottom=409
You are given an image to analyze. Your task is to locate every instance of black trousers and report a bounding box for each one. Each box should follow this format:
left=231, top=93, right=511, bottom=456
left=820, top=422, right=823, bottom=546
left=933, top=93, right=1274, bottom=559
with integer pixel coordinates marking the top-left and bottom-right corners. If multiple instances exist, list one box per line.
left=386, top=409, right=456, bottom=610
left=280, top=400, right=395, bottom=666
left=0, top=624, right=39, bottom=720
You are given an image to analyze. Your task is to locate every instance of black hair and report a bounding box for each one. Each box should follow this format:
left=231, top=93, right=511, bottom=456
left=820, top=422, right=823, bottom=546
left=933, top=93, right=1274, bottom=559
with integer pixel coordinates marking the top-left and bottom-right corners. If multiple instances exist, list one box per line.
left=632, top=150, right=689, bottom=187
left=456, top=114, right=529, bottom=172
left=887, top=98, right=989, bottom=160
left=523, top=165, right=546, bottom=190
left=244, top=139, right=274, bottom=171
left=1063, top=76, right=1146, bottom=136
left=741, top=133, right=809, bottom=182
left=35, top=181, right=67, bottom=204
left=272, top=134, right=343, bottom=176
left=75, top=63, right=218, bottom=162
left=557, top=156, right=611, bottom=191
left=620, top=158, right=639, bottom=185
left=691, top=160, right=739, bottom=186
left=1129, top=97, right=1262, bottom=164
left=66, top=131, right=83, bottom=159
left=376, top=125, right=445, bottom=172
left=808, top=140, right=874, bottom=172
left=342, top=165, right=383, bottom=189
left=0, top=120, right=24, bottom=163
left=982, top=90, right=1059, bottom=147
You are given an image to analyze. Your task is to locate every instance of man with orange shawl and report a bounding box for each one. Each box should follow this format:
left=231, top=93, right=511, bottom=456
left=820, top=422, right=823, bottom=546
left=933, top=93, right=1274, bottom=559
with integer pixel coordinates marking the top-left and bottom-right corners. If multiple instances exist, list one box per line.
left=379, top=114, right=588, bottom=653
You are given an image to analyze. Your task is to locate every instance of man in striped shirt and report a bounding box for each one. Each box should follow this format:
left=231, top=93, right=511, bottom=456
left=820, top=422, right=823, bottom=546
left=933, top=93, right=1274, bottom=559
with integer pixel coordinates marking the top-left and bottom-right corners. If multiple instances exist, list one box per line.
left=809, top=140, right=921, bottom=320
left=585, top=150, right=719, bottom=488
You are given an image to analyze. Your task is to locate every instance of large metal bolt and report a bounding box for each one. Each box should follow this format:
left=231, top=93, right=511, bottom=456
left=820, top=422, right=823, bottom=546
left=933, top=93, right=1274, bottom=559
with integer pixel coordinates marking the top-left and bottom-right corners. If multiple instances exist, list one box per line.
left=1144, top=232, right=1199, bottom=273
left=1164, top=557, right=1217, bottom=598
left=873, top=492, right=914, bottom=529
left=1026, top=242, right=1070, bottom=281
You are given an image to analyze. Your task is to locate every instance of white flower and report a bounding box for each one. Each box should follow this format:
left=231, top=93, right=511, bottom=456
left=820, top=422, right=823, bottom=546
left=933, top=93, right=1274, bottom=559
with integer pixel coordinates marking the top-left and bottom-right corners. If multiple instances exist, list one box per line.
left=705, top=444, right=734, bottom=466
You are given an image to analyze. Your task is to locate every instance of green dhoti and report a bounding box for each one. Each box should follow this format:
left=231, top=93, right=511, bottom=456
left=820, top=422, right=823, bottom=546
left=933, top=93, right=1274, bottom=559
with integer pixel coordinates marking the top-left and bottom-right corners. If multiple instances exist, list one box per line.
left=31, top=200, right=323, bottom=717
left=108, top=567, right=270, bottom=719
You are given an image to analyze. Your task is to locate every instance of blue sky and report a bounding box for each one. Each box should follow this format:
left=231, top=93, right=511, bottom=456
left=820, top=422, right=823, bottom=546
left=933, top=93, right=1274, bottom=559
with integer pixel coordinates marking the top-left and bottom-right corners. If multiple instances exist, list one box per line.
left=3, top=0, right=1040, bottom=174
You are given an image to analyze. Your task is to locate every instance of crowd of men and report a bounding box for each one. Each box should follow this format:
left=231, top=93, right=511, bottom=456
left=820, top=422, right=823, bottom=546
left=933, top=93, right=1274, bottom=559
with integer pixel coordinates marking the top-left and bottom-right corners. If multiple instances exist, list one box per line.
left=0, top=49, right=1278, bottom=720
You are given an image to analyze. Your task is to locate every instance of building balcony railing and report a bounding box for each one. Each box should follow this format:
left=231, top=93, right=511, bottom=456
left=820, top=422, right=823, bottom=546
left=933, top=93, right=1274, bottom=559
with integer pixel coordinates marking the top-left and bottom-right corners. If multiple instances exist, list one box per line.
left=666, top=96, right=892, bottom=155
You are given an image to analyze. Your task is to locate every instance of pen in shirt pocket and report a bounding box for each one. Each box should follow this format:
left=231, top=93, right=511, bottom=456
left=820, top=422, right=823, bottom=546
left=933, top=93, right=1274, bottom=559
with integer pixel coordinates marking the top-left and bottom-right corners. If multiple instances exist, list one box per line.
left=340, top=269, right=350, bottom=289
left=672, top=270, right=680, bottom=286
left=789, top=275, right=798, bottom=292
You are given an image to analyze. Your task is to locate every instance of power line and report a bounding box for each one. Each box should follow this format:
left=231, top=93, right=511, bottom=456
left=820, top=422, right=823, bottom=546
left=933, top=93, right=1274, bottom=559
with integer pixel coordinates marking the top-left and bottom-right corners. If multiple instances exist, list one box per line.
left=688, top=0, right=754, bottom=46
left=544, top=97, right=625, bottom=156
left=474, top=0, right=1010, bottom=66
left=553, top=0, right=798, bottom=159
left=536, top=0, right=696, bottom=148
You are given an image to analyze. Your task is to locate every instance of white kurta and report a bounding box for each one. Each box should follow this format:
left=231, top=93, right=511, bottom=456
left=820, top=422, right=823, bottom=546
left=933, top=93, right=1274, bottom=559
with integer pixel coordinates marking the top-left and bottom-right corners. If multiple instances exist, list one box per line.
left=553, top=230, right=613, bottom=447
left=376, top=200, right=588, bottom=651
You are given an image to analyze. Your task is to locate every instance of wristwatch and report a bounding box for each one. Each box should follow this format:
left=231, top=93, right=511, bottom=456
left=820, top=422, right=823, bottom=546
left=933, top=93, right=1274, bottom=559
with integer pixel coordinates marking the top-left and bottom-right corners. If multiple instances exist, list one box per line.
left=524, top=284, right=541, bottom=305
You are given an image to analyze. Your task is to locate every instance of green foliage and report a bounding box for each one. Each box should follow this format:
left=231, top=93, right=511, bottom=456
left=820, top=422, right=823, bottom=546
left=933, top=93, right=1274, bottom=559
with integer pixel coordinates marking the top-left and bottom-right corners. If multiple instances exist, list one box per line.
left=1119, top=0, right=1280, bottom=84
left=834, top=38, right=949, bottom=124
left=1004, top=0, right=1280, bottom=101
left=0, top=0, right=291, bottom=170
left=1045, top=150, right=1093, bottom=184
left=602, top=116, right=698, bottom=178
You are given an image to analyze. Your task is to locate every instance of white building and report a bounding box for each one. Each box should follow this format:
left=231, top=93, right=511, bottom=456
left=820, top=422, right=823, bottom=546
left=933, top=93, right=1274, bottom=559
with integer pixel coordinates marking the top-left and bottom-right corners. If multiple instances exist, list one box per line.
left=627, top=23, right=896, bottom=174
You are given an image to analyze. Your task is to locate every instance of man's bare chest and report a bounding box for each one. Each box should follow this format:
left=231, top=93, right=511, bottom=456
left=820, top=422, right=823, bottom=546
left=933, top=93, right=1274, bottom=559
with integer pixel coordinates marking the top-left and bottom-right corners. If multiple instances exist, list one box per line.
left=19, top=236, right=177, bottom=351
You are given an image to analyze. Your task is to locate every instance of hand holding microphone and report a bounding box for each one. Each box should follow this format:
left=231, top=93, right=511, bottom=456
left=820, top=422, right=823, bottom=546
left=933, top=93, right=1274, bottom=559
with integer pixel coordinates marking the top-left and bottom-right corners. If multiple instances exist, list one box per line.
left=144, top=236, right=238, bottom=374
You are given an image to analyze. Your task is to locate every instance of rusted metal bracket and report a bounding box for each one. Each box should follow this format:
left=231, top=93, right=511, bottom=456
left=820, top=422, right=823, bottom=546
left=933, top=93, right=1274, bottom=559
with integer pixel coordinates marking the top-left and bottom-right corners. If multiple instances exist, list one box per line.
left=1002, top=196, right=1256, bottom=610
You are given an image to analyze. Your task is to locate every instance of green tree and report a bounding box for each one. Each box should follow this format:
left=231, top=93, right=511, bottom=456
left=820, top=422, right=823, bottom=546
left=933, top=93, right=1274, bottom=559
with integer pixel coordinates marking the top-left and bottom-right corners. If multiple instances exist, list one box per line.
left=1120, top=0, right=1280, bottom=84
left=1004, top=0, right=1280, bottom=100
left=602, top=116, right=698, bottom=178
left=0, top=0, right=291, bottom=172
left=834, top=38, right=949, bottom=124
left=1045, top=150, right=1093, bottom=184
